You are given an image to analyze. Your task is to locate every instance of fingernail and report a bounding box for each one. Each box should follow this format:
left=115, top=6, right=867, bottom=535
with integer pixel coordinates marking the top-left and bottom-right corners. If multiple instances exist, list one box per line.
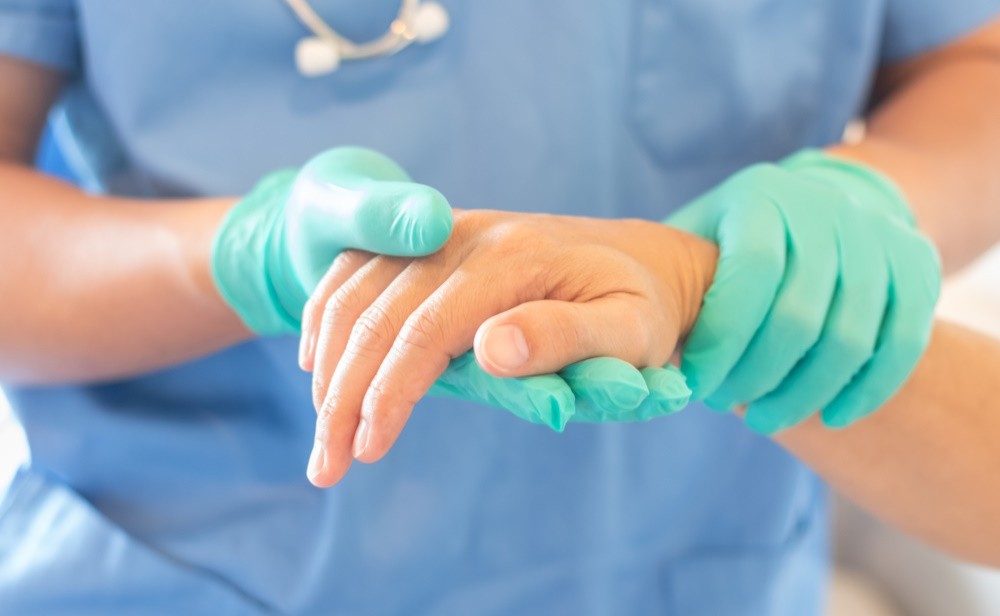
left=307, top=440, right=326, bottom=483
left=298, top=334, right=315, bottom=371
left=481, top=325, right=530, bottom=370
left=353, top=418, right=371, bottom=459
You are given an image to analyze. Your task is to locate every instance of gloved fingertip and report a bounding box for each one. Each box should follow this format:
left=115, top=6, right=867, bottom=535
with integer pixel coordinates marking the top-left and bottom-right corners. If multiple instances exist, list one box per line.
left=637, top=368, right=690, bottom=419
left=642, top=366, right=690, bottom=397
left=606, top=381, right=649, bottom=412
left=676, top=359, right=712, bottom=402
left=561, top=357, right=648, bottom=413
left=401, top=185, right=453, bottom=254
left=528, top=386, right=574, bottom=432
left=743, top=407, right=785, bottom=436
left=584, top=377, right=648, bottom=413
left=510, top=378, right=569, bottom=431
left=703, top=393, right=735, bottom=413
left=820, top=406, right=856, bottom=430
left=820, top=392, right=879, bottom=429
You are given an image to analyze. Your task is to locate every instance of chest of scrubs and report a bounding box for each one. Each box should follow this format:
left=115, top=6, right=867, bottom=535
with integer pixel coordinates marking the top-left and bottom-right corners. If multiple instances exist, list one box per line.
left=0, top=1, right=997, bottom=614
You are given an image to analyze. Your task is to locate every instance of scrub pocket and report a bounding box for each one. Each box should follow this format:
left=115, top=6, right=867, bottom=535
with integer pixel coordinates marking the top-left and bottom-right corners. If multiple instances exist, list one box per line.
left=0, top=468, right=265, bottom=616
left=629, top=0, right=827, bottom=166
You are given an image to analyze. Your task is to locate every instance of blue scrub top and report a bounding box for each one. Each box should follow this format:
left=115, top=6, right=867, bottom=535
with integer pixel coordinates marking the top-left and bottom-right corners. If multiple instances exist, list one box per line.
left=1, top=1, right=997, bottom=614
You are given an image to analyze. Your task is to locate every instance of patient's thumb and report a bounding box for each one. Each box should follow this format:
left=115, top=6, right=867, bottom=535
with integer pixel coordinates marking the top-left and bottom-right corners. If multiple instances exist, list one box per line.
left=474, top=298, right=651, bottom=378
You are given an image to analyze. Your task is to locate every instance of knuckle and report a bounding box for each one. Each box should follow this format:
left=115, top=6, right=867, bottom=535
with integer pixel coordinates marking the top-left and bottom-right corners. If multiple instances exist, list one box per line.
left=316, top=390, right=340, bottom=425
left=451, top=210, right=495, bottom=243
left=397, top=309, right=446, bottom=355
left=400, top=252, right=449, bottom=281
left=485, top=221, right=533, bottom=255
left=332, top=249, right=369, bottom=270
left=363, top=375, right=416, bottom=423
left=350, top=302, right=399, bottom=352
left=323, top=249, right=370, bottom=283
left=324, top=281, right=366, bottom=328
left=363, top=376, right=394, bottom=411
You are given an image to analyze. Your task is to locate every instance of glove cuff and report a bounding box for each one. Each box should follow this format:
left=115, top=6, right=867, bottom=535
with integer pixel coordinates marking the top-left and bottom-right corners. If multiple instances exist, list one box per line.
left=211, top=169, right=302, bottom=335
left=780, top=149, right=915, bottom=226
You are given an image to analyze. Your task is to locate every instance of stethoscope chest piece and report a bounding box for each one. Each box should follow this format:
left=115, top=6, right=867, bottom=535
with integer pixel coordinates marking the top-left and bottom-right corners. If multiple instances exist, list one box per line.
left=296, top=36, right=342, bottom=76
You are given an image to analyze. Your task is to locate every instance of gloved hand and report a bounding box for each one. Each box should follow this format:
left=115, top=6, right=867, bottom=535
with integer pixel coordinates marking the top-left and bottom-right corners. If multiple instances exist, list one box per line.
left=214, top=147, right=691, bottom=431
left=212, top=147, right=453, bottom=335
left=667, top=150, right=941, bottom=434
left=561, top=359, right=690, bottom=423
left=430, top=354, right=691, bottom=431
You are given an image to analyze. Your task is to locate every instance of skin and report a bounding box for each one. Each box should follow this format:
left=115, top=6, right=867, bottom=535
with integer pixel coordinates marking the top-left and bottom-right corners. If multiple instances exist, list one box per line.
left=775, top=321, right=1000, bottom=568
left=0, top=16, right=998, bottom=566
left=0, top=58, right=247, bottom=384
left=832, top=17, right=1000, bottom=272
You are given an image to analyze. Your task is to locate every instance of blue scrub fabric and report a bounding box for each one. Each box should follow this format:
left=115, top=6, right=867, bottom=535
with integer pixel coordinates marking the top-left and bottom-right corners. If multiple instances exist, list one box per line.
left=0, top=1, right=997, bottom=614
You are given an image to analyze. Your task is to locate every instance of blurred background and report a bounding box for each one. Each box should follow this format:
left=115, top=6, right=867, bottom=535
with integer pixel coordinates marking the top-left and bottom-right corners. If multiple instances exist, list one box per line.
left=1, top=131, right=997, bottom=616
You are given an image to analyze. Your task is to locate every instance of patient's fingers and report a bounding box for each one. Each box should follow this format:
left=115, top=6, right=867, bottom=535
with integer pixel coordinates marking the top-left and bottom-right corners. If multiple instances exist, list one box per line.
left=348, top=271, right=536, bottom=464
left=309, top=256, right=409, bottom=410
left=299, top=250, right=374, bottom=371
left=308, top=254, right=458, bottom=487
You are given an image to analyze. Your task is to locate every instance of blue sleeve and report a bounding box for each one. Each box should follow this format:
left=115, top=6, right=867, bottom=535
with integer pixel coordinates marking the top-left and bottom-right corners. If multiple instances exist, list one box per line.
left=882, top=0, right=1000, bottom=62
left=0, top=0, right=79, bottom=72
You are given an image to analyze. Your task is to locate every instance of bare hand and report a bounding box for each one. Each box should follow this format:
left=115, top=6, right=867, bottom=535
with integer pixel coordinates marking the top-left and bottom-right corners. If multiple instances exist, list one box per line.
left=299, top=210, right=716, bottom=487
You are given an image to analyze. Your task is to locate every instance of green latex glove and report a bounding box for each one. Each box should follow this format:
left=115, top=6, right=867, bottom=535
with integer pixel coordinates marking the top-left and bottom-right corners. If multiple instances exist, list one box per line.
left=213, top=146, right=691, bottom=430
left=212, top=147, right=454, bottom=334
left=667, top=149, right=941, bottom=434
left=431, top=354, right=691, bottom=431
left=562, top=359, right=691, bottom=423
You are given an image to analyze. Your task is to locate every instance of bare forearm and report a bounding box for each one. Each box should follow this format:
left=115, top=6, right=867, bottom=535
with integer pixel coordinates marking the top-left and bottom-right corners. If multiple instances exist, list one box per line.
left=662, top=229, right=1000, bottom=565
left=775, top=321, right=1000, bottom=566
left=830, top=18, right=1000, bottom=271
left=0, top=164, right=248, bottom=384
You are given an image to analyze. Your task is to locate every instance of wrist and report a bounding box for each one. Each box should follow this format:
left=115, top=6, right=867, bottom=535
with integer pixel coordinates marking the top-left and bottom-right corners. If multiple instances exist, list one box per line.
left=191, top=197, right=243, bottom=312
left=781, top=149, right=915, bottom=225
left=211, top=169, right=301, bottom=335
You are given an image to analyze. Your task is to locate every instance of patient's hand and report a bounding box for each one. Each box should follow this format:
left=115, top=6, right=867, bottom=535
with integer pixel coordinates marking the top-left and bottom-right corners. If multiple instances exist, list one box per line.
left=300, top=210, right=717, bottom=487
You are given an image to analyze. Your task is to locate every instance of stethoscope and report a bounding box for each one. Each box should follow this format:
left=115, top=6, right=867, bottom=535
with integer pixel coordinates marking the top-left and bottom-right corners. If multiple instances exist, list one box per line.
left=283, top=0, right=450, bottom=76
